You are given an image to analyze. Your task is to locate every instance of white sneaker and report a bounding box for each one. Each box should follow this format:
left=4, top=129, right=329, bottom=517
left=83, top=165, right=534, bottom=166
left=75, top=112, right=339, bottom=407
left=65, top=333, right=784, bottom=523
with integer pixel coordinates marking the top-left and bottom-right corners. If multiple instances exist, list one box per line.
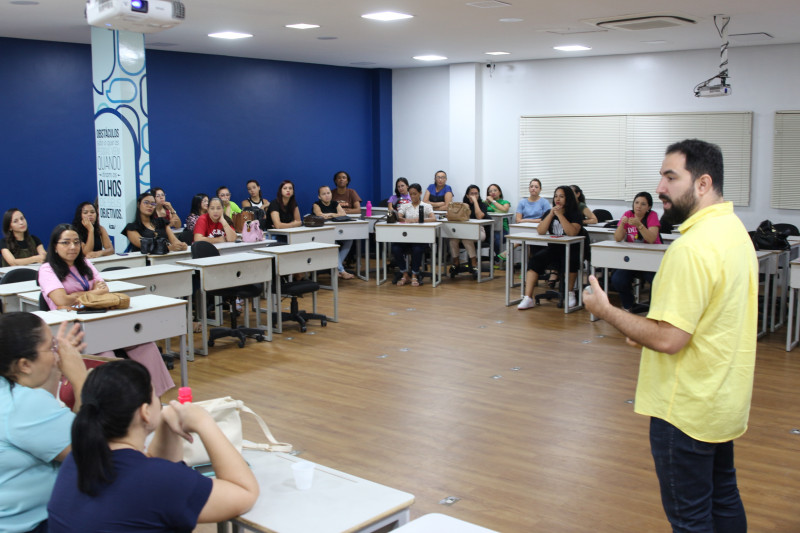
left=567, top=291, right=577, bottom=308
left=518, top=296, right=535, bottom=310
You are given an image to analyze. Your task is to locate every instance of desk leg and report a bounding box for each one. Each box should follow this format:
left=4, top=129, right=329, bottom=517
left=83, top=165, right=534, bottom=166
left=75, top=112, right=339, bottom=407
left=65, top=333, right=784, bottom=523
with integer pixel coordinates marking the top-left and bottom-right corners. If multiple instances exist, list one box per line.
left=488, top=223, right=495, bottom=281
left=263, top=280, right=272, bottom=341
left=185, top=298, right=194, bottom=362
left=787, top=288, right=795, bottom=351
left=433, top=237, right=439, bottom=287
left=563, top=244, right=571, bottom=314
left=759, top=270, right=769, bottom=339
left=332, top=266, right=338, bottom=322
left=179, top=320, right=188, bottom=387
left=275, top=279, right=283, bottom=334
left=505, top=238, right=512, bottom=306
left=572, top=243, right=584, bottom=313
left=199, top=284, right=210, bottom=356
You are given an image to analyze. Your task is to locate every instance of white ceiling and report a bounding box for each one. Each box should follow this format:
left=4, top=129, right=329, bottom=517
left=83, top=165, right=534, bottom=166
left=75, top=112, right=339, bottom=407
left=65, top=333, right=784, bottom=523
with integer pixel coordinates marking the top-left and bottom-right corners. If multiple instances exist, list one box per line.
left=1, top=0, right=799, bottom=69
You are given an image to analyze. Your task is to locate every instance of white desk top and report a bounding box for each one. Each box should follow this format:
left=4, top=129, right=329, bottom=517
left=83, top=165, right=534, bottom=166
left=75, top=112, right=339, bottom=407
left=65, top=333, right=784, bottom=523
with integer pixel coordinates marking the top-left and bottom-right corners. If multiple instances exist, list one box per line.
left=90, top=252, right=145, bottom=265
left=508, top=222, right=539, bottom=230
left=0, top=279, right=40, bottom=296
left=177, top=252, right=271, bottom=268
left=101, top=264, right=195, bottom=280
left=253, top=242, right=338, bottom=255
left=0, top=264, right=41, bottom=278
left=441, top=218, right=493, bottom=225
left=235, top=449, right=414, bottom=533
left=506, top=232, right=583, bottom=243
left=374, top=221, right=442, bottom=228
left=394, top=514, right=498, bottom=533
left=268, top=226, right=336, bottom=234
left=215, top=240, right=277, bottom=253
left=33, top=294, right=186, bottom=324
left=590, top=240, right=670, bottom=253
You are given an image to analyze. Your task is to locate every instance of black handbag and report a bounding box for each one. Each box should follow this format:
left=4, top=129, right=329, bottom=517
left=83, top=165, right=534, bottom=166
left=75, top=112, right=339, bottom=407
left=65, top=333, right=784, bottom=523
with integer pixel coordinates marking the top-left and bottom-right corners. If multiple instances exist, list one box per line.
left=140, top=235, right=170, bottom=255
left=752, top=219, right=790, bottom=251
left=385, top=211, right=398, bottom=224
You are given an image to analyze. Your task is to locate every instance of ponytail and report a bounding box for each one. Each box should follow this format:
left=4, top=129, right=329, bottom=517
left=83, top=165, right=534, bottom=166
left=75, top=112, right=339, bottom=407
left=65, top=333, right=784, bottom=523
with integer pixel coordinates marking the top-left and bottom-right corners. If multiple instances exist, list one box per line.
left=71, top=360, right=152, bottom=495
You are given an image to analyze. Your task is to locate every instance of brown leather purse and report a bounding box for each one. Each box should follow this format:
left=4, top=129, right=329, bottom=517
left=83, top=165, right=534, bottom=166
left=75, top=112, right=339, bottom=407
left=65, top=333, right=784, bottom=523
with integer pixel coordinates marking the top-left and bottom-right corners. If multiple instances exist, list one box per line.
left=446, top=202, right=470, bottom=221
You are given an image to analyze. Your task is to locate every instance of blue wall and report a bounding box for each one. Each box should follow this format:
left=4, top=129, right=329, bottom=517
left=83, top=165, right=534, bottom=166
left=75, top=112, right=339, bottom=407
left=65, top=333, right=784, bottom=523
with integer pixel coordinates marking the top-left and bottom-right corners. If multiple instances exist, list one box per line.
left=0, top=37, right=391, bottom=243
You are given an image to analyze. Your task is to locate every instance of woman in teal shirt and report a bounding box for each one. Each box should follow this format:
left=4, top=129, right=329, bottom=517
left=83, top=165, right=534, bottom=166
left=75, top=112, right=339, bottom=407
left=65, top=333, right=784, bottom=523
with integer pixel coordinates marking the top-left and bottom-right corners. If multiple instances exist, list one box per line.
left=486, top=183, right=511, bottom=259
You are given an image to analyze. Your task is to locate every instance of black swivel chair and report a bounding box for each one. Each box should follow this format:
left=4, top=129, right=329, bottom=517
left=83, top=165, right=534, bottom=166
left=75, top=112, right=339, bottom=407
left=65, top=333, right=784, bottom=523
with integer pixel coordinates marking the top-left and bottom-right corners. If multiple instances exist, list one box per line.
left=593, top=209, right=614, bottom=223
left=277, top=277, right=328, bottom=333
left=0, top=268, right=38, bottom=313
left=191, top=241, right=266, bottom=348
left=774, top=223, right=800, bottom=237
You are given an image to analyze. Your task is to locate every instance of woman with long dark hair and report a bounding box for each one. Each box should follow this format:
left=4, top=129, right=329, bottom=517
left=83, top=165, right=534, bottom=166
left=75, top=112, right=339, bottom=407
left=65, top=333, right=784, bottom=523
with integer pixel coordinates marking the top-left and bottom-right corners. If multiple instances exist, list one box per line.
left=241, top=179, right=268, bottom=210
left=266, top=180, right=302, bottom=231
left=72, top=201, right=113, bottom=258
left=1, top=208, right=46, bottom=267
left=184, top=193, right=209, bottom=233
left=122, top=192, right=187, bottom=253
left=611, top=191, right=662, bottom=310
left=149, top=187, right=182, bottom=229
left=570, top=184, right=598, bottom=225
left=47, top=360, right=258, bottom=532
left=0, top=313, right=87, bottom=533
left=485, top=183, right=510, bottom=259
left=448, top=184, right=488, bottom=277
left=38, top=224, right=174, bottom=396
left=518, top=186, right=583, bottom=310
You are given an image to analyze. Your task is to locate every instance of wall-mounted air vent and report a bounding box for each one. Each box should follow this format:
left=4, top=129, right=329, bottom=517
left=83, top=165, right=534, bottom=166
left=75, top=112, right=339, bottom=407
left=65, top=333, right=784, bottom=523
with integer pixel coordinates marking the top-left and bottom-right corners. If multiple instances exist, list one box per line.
left=583, top=13, right=697, bottom=31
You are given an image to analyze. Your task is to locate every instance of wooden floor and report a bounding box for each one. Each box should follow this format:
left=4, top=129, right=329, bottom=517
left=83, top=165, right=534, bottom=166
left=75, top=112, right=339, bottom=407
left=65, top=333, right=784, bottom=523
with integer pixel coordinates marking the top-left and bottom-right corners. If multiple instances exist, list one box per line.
left=170, top=269, right=800, bottom=532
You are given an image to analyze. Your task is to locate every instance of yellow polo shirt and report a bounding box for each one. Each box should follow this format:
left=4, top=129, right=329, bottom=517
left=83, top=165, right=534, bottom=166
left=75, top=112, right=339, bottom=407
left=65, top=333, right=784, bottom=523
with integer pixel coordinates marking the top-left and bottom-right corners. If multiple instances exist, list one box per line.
left=634, top=202, right=757, bottom=442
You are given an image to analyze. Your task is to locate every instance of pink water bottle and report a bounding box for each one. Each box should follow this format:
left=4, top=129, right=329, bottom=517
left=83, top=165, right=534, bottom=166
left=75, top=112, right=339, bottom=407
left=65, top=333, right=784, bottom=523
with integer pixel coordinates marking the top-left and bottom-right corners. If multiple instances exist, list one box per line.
left=178, top=387, right=193, bottom=404
left=365, top=200, right=372, bottom=217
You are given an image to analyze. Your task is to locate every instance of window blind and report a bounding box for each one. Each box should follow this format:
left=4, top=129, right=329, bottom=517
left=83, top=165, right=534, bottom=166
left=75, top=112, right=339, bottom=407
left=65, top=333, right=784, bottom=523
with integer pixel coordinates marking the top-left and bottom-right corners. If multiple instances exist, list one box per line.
left=772, top=111, right=800, bottom=210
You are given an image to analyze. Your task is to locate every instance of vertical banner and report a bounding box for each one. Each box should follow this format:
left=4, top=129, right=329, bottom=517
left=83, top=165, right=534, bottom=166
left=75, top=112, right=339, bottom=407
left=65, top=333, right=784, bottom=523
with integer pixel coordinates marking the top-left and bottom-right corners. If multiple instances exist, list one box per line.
left=91, top=27, right=150, bottom=252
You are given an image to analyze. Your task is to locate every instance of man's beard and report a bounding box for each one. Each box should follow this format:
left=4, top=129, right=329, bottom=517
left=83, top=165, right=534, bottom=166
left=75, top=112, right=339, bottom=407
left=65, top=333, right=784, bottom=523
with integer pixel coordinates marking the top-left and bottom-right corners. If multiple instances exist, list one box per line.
left=659, top=187, right=697, bottom=225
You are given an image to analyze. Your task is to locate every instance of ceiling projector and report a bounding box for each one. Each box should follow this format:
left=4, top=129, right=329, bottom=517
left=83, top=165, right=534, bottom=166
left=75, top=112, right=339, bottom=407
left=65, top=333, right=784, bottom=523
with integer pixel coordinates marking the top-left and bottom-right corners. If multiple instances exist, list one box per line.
left=695, top=82, right=732, bottom=98
left=86, top=0, right=185, bottom=34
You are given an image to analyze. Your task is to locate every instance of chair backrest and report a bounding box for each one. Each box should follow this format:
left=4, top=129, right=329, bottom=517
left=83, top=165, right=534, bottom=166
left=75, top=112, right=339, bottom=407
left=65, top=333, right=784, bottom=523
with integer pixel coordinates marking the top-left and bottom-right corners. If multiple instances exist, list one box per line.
left=377, top=198, right=390, bottom=208
left=0, top=267, right=38, bottom=285
left=774, top=223, right=800, bottom=237
left=191, top=240, right=220, bottom=259
left=39, top=293, right=49, bottom=311
left=593, top=209, right=613, bottom=223
left=101, top=265, right=130, bottom=272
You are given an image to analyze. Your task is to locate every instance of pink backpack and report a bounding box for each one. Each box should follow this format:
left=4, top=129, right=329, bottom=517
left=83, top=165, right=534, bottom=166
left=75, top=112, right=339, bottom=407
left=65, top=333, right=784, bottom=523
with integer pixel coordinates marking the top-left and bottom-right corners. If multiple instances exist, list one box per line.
left=242, top=220, right=264, bottom=242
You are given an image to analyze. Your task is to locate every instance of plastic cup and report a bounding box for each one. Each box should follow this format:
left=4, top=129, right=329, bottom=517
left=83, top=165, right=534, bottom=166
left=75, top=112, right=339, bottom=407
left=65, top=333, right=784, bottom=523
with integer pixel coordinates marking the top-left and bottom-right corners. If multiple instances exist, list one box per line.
left=291, top=461, right=315, bottom=490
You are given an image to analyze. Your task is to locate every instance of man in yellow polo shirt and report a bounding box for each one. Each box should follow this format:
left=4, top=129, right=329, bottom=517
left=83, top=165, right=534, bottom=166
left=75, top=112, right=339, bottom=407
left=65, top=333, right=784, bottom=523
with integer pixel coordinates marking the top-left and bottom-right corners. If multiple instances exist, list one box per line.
left=584, top=139, right=757, bottom=532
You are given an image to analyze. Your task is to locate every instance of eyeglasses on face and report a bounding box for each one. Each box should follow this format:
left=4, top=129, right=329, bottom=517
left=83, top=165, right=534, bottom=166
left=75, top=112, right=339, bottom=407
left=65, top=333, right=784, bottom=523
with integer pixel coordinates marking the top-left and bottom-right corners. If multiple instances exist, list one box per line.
left=142, top=201, right=157, bottom=207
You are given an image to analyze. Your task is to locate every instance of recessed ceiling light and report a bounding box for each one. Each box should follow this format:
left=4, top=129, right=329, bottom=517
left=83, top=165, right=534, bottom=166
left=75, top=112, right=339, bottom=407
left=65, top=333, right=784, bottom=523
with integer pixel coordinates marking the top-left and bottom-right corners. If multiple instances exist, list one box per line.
left=641, top=40, right=667, bottom=44
left=208, top=32, right=253, bottom=40
left=285, top=23, right=320, bottom=30
left=362, top=11, right=413, bottom=21
left=413, top=55, right=447, bottom=61
left=499, top=18, right=523, bottom=23
left=10, top=1, right=39, bottom=4
left=554, top=45, right=592, bottom=52
left=317, top=36, right=338, bottom=40
left=485, top=51, right=510, bottom=56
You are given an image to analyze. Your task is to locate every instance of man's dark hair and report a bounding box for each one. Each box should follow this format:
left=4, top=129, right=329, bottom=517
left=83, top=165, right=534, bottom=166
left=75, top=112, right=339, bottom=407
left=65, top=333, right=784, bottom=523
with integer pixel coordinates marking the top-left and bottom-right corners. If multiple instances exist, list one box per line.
left=665, top=139, right=724, bottom=196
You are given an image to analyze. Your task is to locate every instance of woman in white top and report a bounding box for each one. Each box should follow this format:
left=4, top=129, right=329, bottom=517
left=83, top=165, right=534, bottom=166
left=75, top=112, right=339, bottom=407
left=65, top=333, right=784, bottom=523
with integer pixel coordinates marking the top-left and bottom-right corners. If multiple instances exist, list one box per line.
left=241, top=179, right=268, bottom=210
left=393, top=183, right=436, bottom=287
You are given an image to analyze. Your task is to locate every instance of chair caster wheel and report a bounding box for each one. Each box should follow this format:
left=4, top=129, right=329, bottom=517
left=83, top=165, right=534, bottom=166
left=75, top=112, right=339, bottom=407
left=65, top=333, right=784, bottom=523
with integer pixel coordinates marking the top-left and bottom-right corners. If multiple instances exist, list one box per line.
left=256, top=335, right=265, bottom=342
left=321, top=320, right=327, bottom=327
left=237, top=339, right=246, bottom=348
left=207, top=340, right=215, bottom=347
left=300, top=326, right=307, bottom=333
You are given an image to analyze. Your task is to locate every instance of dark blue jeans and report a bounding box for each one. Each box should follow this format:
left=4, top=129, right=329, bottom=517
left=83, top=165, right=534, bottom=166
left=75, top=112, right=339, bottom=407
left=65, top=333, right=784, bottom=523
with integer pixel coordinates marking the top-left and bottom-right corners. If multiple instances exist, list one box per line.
left=611, top=269, right=654, bottom=310
left=649, top=417, right=747, bottom=533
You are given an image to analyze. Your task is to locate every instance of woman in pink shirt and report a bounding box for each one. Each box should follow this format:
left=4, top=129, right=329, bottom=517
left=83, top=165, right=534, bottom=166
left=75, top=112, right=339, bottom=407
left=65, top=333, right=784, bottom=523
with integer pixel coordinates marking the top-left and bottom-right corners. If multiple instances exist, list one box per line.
left=37, top=224, right=174, bottom=396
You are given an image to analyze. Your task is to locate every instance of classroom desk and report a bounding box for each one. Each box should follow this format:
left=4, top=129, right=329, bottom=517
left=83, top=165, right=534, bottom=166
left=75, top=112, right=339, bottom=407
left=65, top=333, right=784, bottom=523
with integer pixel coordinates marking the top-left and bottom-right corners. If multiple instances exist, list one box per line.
left=147, top=249, right=192, bottom=266
left=508, top=222, right=539, bottom=233
left=505, top=233, right=585, bottom=313
left=366, top=214, right=386, bottom=233
left=586, top=226, right=617, bottom=243
left=176, top=252, right=273, bottom=355
left=268, top=226, right=336, bottom=245
left=325, top=219, right=370, bottom=281
left=362, top=205, right=388, bottom=218
left=0, top=279, right=40, bottom=313
left=588, top=241, right=669, bottom=322
left=394, top=514, right=498, bottom=533
left=0, top=264, right=41, bottom=279
left=90, top=252, right=147, bottom=270
left=253, top=243, right=339, bottom=334
left=34, top=294, right=190, bottom=386
left=223, top=449, right=414, bottom=533
left=101, top=264, right=196, bottom=360
left=439, top=219, right=495, bottom=282
left=214, top=240, right=278, bottom=255
left=374, top=222, right=442, bottom=287
left=17, top=280, right=147, bottom=312
left=785, top=259, right=800, bottom=351
left=487, top=211, right=513, bottom=234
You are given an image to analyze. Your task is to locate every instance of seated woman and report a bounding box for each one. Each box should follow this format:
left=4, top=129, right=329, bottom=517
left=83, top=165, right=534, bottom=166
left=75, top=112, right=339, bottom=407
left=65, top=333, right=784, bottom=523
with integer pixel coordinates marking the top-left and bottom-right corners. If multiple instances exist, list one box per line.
left=38, top=224, right=175, bottom=396
left=47, top=360, right=258, bottom=532
left=193, top=197, right=237, bottom=244
left=184, top=193, right=209, bottom=233
left=331, top=171, right=362, bottom=215
left=485, top=183, right=510, bottom=259
left=518, top=186, right=583, bottom=310
left=266, top=180, right=302, bottom=235
left=0, top=314, right=87, bottom=533
left=122, top=192, right=187, bottom=253
left=217, top=186, right=242, bottom=219
left=393, top=183, right=436, bottom=287
left=448, top=185, right=488, bottom=277
left=241, top=179, right=269, bottom=210
left=570, top=184, right=598, bottom=225
left=1, top=208, right=46, bottom=267
left=611, top=192, right=662, bottom=311
left=387, top=177, right=411, bottom=211
left=313, top=186, right=354, bottom=279
left=515, top=179, right=550, bottom=224
left=150, top=187, right=182, bottom=229
left=422, top=170, right=453, bottom=210
left=73, top=201, right=114, bottom=258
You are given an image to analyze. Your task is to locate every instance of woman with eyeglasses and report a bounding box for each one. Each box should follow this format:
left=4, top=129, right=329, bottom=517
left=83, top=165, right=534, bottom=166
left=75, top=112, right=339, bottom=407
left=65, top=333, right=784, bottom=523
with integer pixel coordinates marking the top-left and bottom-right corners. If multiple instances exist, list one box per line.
left=0, top=313, right=87, bottom=533
left=149, top=187, right=182, bottom=229
left=38, top=224, right=175, bottom=397
left=72, top=202, right=114, bottom=259
left=122, top=192, right=187, bottom=253
left=423, top=170, right=453, bottom=210
left=216, top=186, right=242, bottom=219
left=1, top=208, right=46, bottom=267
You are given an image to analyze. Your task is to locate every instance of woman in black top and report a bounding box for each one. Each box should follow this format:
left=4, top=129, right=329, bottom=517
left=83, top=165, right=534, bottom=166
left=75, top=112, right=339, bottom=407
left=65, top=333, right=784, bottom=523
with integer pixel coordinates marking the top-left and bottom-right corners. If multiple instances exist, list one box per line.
left=122, top=192, right=187, bottom=253
left=517, top=186, right=583, bottom=310
left=73, top=202, right=114, bottom=259
left=313, top=185, right=354, bottom=279
left=448, top=184, right=488, bottom=277
left=0, top=208, right=46, bottom=267
left=266, top=180, right=302, bottom=231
